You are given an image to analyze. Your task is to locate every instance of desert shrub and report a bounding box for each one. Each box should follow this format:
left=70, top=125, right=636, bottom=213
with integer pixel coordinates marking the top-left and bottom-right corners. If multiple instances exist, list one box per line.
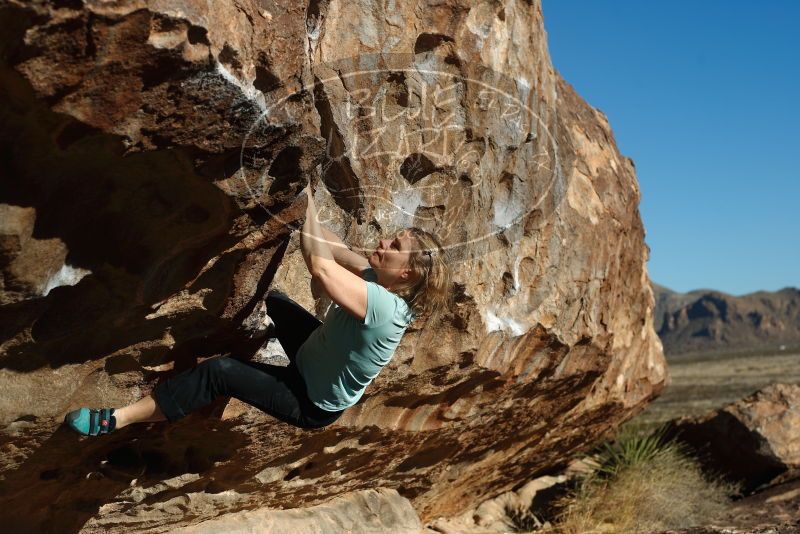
left=554, top=423, right=738, bottom=534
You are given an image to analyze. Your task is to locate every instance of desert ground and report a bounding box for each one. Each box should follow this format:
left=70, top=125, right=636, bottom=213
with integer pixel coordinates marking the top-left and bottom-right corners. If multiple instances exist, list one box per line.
left=632, top=346, right=800, bottom=429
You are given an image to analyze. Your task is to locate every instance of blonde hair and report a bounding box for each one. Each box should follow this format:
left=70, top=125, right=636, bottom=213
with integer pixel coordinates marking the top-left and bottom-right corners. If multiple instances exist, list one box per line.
left=391, top=227, right=453, bottom=324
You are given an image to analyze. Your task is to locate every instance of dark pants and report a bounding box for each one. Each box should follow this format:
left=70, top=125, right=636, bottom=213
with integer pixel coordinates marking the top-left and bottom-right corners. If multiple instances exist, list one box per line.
left=152, top=290, right=343, bottom=429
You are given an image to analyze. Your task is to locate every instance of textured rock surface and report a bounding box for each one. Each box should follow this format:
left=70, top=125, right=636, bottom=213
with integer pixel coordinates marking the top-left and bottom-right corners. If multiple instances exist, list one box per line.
left=667, top=383, right=800, bottom=493
left=0, top=0, right=665, bottom=531
left=162, top=488, right=425, bottom=534
left=426, top=457, right=595, bottom=533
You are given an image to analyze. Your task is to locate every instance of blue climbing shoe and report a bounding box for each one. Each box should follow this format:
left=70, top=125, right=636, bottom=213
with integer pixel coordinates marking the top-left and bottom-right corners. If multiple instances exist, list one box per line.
left=64, top=408, right=116, bottom=436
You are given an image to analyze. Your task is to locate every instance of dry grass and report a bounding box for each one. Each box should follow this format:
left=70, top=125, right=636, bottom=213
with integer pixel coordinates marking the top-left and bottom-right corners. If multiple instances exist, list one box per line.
left=552, top=426, right=738, bottom=534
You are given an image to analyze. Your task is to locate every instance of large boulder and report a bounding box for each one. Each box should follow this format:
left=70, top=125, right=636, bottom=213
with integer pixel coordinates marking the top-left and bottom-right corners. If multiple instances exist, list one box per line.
left=105, top=487, right=426, bottom=534
left=0, top=0, right=666, bottom=531
left=667, top=383, right=800, bottom=493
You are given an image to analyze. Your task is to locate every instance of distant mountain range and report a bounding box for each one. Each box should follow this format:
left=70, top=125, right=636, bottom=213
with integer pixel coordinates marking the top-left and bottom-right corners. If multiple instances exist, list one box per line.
left=652, top=283, right=800, bottom=355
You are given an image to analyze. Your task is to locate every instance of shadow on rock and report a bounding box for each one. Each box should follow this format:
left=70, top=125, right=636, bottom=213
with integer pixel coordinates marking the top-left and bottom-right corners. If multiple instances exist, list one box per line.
left=0, top=407, right=248, bottom=532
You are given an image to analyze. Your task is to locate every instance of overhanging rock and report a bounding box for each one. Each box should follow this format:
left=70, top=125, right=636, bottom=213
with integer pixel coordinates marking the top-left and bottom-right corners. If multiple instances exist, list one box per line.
left=0, top=0, right=666, bottom=531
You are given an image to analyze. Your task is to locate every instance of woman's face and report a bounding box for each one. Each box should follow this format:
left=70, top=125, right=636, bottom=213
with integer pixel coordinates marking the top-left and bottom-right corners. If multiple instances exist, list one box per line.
left=369, top=229, right=418, bottom=289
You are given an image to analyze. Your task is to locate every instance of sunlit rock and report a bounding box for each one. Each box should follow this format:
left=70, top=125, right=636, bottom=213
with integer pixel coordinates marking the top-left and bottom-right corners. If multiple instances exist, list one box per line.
left=0, top=0, right=665, bottom=531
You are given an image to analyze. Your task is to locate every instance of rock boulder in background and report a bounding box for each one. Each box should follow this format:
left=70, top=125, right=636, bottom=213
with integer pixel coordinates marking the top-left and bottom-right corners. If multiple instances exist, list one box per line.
left=667, top=383, right=800, bottom=493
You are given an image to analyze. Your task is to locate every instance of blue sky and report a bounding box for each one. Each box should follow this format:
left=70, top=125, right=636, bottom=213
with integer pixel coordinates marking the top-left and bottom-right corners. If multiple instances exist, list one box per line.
left=542, top=1, right=799, bottom=295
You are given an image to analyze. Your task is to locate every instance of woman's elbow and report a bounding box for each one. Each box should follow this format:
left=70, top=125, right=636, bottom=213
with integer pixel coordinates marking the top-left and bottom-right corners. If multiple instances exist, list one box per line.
left=309, top=259, right=335, bottom=280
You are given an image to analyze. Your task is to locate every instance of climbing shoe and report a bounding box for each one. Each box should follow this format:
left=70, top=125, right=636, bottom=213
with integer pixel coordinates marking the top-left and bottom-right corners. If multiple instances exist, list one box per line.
left=64, top=408, right=116, bottom=436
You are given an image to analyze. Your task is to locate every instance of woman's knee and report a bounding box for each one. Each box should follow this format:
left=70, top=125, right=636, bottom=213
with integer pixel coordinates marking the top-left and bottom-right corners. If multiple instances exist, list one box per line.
left=199, top=357, right=244, bottom=389
left=208, top=355, right=247, bottom=370
left=200, top=356, right=226, bottom=374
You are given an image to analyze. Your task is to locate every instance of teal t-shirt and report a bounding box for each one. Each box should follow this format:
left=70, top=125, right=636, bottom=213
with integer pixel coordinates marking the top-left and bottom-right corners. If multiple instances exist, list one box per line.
left=295, top=267, right=415, bottom=411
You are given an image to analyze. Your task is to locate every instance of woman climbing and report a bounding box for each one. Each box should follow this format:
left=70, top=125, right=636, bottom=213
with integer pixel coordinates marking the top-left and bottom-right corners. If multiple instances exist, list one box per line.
left=64, top=183, right=452, bottom=435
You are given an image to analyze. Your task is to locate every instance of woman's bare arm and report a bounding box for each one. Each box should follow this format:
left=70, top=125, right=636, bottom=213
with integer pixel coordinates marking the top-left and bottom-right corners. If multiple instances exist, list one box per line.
left=300, top=187, right=369, bottom=320
left=320, top=227, right=370, bottom=275
left=299, top=186, right=336, bottom=276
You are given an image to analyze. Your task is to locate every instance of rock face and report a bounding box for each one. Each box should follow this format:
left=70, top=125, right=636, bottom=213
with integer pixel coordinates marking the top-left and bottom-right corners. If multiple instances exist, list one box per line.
left=0, top=0, right=665, bottom=531
left=667, top=383, right=800, bottom=493
left=427, top=457, right=595, bottom=533
left=653, top=284, right=800, bottom=355
left=158, top=488, right=424, bottom=534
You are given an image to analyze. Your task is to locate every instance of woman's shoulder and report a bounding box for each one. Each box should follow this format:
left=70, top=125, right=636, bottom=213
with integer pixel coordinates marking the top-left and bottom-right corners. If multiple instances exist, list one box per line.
left=375, top=285, right=416, bottom=326
left=392, top=294, right=416, bottom=325
left=359, top=268, right=415, bottom=324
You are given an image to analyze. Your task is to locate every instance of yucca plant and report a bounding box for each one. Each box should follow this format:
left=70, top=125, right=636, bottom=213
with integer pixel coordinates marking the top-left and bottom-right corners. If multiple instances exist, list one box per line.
left=592, top=422, right=685, bottom=479
left=553, top=422, right=738, bottom=534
